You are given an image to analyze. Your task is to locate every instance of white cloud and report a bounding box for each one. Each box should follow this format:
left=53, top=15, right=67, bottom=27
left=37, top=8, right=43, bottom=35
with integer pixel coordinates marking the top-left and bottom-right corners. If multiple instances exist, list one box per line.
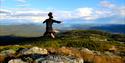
left=100, top=0, right=125, bottom=17
left=59, top=8, right=98, bottom=21
left=0, top=9, right=45, bottom=22
left=76, top=8, right=93, bottom=17
left=13, top=10, right=47, bottom=16
left=0, top=9, right=12, bottom=18
left=16, top=0, right=29, bottom=7
left=0, top=9, right=11, bottom=14
left=16, top=0, right=27, bottom=3
left=100, top=1, right=115, bottom=8
left=53, top=10, right=73, bottom=20
left=16, top=4, right=29, bottom=7
left=96, top=10, right=113, bottom=17
left=74, top=8, right=114, bottom=20
left=117, top=7, right=125, bottom=16
left=53, top=8, right=98, bottom=21
left=0, top=8, right=114, bottom=22
left=0, top=5, right=125, bottom=23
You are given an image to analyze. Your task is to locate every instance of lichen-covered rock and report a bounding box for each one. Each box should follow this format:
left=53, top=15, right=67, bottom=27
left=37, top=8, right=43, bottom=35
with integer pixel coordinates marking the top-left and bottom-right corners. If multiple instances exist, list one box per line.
left=20, top=47, right=48, bottom=55
left=1, top=46, right=123, bottom=63
left=35, top=55, right=84, bottom=63
left=104, top=51, right=120, bottom=58
left=81, top=48, right=93, bottom=55
left=8, top=59, right=27, bottom=63
left=93, top=51, right=101, bottom=55
left=0, top=49, right=16, bottom=57
left=108, top=46, right=117, bottom=52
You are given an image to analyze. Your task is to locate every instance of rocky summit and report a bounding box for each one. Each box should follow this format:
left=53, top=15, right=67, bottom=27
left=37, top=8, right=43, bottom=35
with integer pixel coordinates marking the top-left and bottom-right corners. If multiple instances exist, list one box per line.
left=20, top=47, right=48, bottom=55
left=1, top=47, right=83, bottom=63
left=0, top=46, right=124, bottom=63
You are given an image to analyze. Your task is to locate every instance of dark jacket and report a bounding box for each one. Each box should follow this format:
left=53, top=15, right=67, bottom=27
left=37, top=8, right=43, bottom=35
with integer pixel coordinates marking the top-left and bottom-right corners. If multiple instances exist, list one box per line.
left=43, top=18, right=61, bottom=32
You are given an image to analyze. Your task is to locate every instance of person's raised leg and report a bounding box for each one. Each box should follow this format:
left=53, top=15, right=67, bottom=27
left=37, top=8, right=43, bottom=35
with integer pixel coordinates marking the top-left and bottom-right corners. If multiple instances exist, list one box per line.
left=50, top=33, right=55, bottom=38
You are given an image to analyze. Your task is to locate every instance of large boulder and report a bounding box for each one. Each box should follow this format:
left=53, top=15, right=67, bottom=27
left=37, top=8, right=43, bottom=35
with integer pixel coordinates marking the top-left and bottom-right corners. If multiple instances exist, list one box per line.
left=81, top=48, right=93, bottom=55
left=20, top=47, right=48, bottom=55
left=0, top=49, right=16, bottom=57
left=8, top=59, right=27, bottom=63
left=35, top=55, right=84, bottom=63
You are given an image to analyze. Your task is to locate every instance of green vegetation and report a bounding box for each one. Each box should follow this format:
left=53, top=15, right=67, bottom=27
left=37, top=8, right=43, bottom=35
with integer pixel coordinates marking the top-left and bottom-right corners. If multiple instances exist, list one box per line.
left=0, top=30, right=125, bottom=52
left=0, top=45, right=32, bottom=52
left=15, top=30, right=124, bottom=51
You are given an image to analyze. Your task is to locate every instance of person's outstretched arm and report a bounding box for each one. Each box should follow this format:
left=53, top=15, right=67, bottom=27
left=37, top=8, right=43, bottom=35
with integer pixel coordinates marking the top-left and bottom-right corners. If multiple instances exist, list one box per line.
left=43, top=19, right=47, bottom=24
left=53, top=20, right=61, bottom=23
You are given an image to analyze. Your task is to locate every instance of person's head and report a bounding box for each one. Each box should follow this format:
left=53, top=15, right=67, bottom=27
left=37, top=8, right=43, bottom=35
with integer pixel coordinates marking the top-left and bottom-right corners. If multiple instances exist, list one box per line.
left=48, top=12, right=53, bottom=18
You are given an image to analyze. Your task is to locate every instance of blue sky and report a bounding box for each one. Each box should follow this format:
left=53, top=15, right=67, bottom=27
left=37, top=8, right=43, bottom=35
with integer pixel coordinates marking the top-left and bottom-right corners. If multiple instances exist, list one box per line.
left=0, top=0, right=125, bottom=24
left=1, top=0, right=125, bottom=9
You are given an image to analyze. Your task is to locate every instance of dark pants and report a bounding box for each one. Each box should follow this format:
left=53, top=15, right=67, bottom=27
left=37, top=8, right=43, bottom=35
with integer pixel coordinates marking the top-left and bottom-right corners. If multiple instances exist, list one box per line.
left=43, top=31, right=56, bottom=37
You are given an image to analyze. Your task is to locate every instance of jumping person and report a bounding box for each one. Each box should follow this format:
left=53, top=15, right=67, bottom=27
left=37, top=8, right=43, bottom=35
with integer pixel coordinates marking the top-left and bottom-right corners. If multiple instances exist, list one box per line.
left=43, top=12, right=61, bottom=38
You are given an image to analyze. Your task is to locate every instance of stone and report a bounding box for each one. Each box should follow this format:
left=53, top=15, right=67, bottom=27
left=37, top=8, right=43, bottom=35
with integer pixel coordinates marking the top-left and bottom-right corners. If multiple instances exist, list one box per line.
left=81, top=48, right=93, bottom=55
left=0, top=49, right=16, bottom=57
left=35, top=55, right=84, bottom=63
left=8, top=59, right=27, bottom=63
left=109, top=46, right=117, bottom=52
left=93, top=51, right=101, bottom=55
left=104, top=51, right=115, bottom=57
left=20, top=47, right=48, bottom=55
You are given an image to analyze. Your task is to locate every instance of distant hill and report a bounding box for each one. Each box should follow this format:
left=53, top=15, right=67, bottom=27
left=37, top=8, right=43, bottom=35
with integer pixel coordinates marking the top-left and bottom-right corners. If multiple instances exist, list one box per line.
left=0, top=24, right=125, bottom=37
left=0, top=24, right=45, bottom=37
left=71, top=24, right=125, bottom=34
left=89, top=24, right=125, bottom=34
